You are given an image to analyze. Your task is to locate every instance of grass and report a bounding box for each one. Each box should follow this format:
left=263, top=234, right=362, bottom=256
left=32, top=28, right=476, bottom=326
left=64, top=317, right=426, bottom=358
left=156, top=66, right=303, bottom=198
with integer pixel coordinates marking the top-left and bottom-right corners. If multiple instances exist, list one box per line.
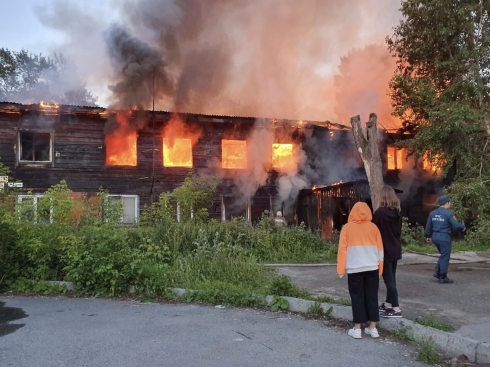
left=412, top=314, right=455, bottom=332
left=417, top=337, right=442, bottom=365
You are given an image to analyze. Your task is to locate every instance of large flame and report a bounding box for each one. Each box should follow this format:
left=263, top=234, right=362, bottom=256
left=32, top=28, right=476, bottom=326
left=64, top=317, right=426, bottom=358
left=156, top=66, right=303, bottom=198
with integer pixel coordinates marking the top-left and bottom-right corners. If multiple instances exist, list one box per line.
left=222, top=140, right=247, bottom=169
left=106, top=131, right=137, bottom=166
left=161, top=113, right=201, bottom=168
left=105, top=113, right=137, bottom=166
left=163, top=138, right=193, bottom=167
left=272, top=143, right=294, bottom=170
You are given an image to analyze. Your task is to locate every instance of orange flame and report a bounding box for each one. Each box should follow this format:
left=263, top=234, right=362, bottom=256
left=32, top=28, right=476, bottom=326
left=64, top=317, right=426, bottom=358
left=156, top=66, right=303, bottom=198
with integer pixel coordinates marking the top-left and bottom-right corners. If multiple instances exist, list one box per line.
left=222, top=140, right=247, bottom=169
left=40, top=101, right=59, bottom=108
left=423, top=152, right=442, bottom=172
left=163, top=138, right=193, bottom=167
left=387, top=146, right=404, bottom=170
left=105, top=113, right=137, bottom=166
left=272, top=143, right=295, bottom=170
left=161, top=113, right=201, bottom=168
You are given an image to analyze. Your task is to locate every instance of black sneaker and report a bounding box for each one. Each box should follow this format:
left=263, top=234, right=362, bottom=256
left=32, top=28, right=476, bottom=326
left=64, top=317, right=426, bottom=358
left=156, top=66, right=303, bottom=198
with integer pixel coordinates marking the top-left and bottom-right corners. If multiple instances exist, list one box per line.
left=379, top=303, right=388, bottom=312
left=381, top=308, right=403, bottom=318
left=433, top=270, right=440, bottom=279
left=439, top=277, right=454, bottom=284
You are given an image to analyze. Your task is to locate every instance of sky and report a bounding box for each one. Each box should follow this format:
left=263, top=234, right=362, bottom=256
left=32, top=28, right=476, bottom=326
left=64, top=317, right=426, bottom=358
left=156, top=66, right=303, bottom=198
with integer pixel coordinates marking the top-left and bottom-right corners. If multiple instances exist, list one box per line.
left=0, top=0, right=403, bottom=125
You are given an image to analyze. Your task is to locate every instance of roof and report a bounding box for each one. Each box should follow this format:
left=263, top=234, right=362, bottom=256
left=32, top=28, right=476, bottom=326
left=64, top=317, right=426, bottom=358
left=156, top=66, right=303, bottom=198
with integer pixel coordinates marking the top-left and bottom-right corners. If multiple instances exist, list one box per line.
left=0, top=101, right=350, bottom=129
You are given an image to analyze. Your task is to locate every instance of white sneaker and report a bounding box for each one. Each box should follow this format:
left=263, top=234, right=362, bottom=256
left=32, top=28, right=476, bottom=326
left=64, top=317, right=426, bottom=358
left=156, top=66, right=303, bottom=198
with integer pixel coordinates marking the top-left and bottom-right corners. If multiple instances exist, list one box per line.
left=348, top=327, right=362, bottom=339
left=364, top=327, right=380, bottom=338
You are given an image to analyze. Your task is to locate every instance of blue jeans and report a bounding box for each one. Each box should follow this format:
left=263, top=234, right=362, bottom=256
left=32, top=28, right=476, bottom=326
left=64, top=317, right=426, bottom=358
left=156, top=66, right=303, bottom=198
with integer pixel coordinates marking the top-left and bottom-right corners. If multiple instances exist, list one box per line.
left=432, top=233, right=452, bottom=275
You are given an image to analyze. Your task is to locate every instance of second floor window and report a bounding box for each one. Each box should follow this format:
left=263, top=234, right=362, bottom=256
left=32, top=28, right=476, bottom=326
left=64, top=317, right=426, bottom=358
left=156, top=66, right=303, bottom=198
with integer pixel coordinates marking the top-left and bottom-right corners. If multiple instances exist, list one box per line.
left=387, top=146, right=404, bottom=170
left=19, top=131, right=52, bottom=163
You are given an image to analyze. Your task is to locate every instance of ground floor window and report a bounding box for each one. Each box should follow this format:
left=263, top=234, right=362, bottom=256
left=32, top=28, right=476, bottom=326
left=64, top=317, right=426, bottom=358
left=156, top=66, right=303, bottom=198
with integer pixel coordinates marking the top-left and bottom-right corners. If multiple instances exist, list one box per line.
left=108, top=195, right=139, bottom=224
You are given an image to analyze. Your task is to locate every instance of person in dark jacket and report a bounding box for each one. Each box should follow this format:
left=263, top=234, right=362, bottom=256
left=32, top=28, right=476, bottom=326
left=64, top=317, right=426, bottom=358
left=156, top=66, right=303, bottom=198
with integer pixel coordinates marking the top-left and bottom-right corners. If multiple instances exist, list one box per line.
left=372, top=185, right=403, bottom=318
left=425, top=195, right=465, bottom=284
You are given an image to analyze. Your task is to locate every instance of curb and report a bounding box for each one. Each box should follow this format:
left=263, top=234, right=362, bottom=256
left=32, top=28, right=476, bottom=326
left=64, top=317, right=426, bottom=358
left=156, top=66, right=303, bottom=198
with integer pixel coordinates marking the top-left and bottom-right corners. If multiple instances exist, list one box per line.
left=265, top=294, right=489, bottom=364
left=45, top=282, right=490, bottom=363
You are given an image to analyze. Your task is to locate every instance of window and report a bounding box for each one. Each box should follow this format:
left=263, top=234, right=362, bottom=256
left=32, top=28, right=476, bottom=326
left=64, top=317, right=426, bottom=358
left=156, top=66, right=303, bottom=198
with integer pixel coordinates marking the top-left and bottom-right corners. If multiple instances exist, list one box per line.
left=18, top=131, right=53, bottom=163
left=222, top=140, right=247, bottom=169
left=108, top=195, right=139, bottom=224
left=163, top=138, right=193, bottom=167
left=387, top=146, right=404, bottom=170
left=17, top=194, right=49, bottom=222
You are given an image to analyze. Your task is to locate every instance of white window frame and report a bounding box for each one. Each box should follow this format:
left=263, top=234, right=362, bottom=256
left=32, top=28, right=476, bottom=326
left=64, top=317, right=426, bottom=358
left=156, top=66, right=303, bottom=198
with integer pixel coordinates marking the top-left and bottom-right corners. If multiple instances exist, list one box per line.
left=17, top=194, right=51, bottom=223
left=108, top=194, right=140, bottom=225
left=17, top=131, right=54, bottom=164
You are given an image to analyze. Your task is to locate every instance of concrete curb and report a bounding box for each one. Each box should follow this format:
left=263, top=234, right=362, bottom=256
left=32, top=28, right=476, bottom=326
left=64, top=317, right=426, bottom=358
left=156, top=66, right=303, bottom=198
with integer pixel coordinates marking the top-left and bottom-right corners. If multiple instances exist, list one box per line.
left=262, top=294, right=489, bottom=364
left=47, top=282, right=490, bottom=363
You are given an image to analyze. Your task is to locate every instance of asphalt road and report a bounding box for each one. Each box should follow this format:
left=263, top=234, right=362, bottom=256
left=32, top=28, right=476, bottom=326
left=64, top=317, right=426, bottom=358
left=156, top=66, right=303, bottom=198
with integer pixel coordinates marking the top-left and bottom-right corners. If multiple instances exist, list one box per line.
left=0, top=296, right=425, bottom=367
left=276, top=261, right=490, bottom=341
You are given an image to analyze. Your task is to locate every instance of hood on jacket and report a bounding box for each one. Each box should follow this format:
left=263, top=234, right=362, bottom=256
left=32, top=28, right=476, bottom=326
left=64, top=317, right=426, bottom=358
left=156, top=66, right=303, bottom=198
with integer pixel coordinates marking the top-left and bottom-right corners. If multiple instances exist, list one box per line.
left=348, top=202, right=372, bottom=223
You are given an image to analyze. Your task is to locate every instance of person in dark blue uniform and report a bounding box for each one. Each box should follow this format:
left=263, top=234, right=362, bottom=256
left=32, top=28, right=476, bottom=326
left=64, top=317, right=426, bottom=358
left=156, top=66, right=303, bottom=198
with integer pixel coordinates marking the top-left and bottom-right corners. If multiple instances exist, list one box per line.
left=425, top=195, right=466, bottom=284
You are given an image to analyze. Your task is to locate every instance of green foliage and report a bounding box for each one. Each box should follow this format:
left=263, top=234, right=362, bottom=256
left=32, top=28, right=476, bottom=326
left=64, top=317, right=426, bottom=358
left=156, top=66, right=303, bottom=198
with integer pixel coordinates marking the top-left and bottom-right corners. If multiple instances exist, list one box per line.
left=7, top=279, right=67, bottom=295
left=139, top=192, right=176, bottom=227
left=387, top=1, right=490, bottom=179
left=307, top=301, right=333, bottom=319
left=172, top=172, right=218, bottom=222
left=270, top=296, right=289, bottom=312
left=183, top=282, right=266, bottom=308
left=446, top=177, right=490, bottom=247
left=401, top=218, right=426, bottom=248
left=413, top=314, right=455, bottom=332
left=417, top=336, right=441, bottom=365
left=0, top=48, right=97, bottom=105
left=392, top=323, right=415, bottom=342
left=270, top=275, right=311, bottom=299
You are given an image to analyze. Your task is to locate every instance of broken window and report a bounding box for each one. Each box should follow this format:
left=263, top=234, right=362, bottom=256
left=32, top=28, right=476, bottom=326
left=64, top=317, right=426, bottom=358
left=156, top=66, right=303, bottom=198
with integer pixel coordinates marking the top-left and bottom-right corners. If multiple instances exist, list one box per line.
left=19, top=132, right=52, bottom=163
left=163, top=138, right=193, bottom=167
left=272, top=143, right=294, bottom=170
left=387, top=146, right=404, bottom=170
left=222, top=140, right=247, bottom=169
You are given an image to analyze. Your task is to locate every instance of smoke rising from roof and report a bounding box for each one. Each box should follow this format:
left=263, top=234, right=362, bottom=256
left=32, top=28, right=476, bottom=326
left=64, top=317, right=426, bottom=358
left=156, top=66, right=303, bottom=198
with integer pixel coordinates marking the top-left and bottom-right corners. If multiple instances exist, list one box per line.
left=35, top=0, right=402, bottom=123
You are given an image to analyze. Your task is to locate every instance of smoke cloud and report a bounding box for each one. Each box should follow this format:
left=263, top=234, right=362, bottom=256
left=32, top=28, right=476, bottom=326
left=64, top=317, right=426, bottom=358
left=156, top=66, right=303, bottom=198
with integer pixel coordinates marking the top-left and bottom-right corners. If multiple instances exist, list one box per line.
left=35, top=0, right=402, bottom=123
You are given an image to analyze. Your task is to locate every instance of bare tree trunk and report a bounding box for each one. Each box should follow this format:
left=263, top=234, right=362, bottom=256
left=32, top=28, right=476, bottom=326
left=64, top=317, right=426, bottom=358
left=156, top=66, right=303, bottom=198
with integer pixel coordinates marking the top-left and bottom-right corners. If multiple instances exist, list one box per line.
left=350, top=113, right=384, bottom=210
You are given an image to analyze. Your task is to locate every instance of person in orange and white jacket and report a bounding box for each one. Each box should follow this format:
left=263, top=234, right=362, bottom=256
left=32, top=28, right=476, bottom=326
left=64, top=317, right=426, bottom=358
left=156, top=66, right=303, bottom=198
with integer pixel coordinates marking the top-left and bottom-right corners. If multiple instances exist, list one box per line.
left=337, top=201, right=384, bottom=339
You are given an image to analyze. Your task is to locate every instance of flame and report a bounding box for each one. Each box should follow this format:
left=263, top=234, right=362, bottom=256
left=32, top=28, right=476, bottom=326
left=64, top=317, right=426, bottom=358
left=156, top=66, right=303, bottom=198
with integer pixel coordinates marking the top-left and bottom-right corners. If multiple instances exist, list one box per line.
left=222, top=140, right=247, bottom=169
left=161, top=113, right=201, bottom=168
left=387, top=146, right=404, bottom=170
left=272, top=143, right=295, bottom=170
left=105, top=112, right=137, bottom=166
left=163, top=138, right=193, bottom=167
left=423, top=152, right=442, bottom=172
left=39, top=101, right=59, bottom=108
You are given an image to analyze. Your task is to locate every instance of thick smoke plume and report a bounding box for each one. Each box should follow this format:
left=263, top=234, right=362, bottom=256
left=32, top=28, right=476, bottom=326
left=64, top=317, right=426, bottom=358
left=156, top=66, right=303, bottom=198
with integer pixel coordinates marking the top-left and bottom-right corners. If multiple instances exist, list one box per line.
left=37, top=0, right=402, bottom=123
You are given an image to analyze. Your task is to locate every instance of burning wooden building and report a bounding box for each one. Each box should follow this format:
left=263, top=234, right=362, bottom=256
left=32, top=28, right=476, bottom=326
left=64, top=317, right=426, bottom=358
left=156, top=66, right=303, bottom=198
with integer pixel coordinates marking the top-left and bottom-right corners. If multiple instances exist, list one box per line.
left=0, top=101, right=448, bottom=230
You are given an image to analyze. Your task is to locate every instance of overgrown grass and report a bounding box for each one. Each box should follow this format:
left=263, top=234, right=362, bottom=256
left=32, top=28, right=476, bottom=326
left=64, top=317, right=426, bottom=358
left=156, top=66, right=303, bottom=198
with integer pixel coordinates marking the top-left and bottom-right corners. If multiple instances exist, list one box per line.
left=417, top=337, right=442, bottom=365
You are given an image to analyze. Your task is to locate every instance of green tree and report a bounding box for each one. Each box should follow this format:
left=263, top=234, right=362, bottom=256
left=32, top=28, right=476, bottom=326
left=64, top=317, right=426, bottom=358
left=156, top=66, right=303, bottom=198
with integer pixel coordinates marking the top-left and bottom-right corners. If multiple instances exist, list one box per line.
left=0, top=48, right=97, bottom=106
left=387, top=0, right=490, bottom=239
left=387, top=0, right=490, bottom=177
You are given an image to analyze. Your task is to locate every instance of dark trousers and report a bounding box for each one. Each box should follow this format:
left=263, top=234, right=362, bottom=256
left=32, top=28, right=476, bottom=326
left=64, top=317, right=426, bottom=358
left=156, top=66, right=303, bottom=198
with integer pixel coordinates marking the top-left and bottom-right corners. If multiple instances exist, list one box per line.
left=347, top=270, right=380, bottom=324
left=382, top=261, right=399, bottom=307
left=433, top=234, right=452, bottom=275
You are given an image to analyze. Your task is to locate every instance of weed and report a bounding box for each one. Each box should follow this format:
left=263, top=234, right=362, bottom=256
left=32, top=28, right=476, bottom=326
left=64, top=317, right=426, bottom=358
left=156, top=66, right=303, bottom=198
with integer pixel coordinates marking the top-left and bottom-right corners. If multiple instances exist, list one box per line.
left=307, top=301, right=333, bottom=319
left=417, top=336, right=441, bottom=365
left=391, top=323, right=414, bottom=342
left=313, top=295, right=351, bottom=306
left=270, top=275, right=310, bottom=298
left=413, top=314, right=455, bottom=332
left=271, top=296, right=290, bottom=312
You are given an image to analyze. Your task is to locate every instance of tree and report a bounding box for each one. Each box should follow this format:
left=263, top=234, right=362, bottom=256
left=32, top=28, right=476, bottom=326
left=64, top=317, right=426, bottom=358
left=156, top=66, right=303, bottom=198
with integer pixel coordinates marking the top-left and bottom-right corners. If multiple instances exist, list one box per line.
left=387, top=0, right=490, bottom=177
left=350, top=114, right=384, bottom=209
left=0, top=48, right=97, bottom=106
left=387, top=0, right=490, bottom=239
